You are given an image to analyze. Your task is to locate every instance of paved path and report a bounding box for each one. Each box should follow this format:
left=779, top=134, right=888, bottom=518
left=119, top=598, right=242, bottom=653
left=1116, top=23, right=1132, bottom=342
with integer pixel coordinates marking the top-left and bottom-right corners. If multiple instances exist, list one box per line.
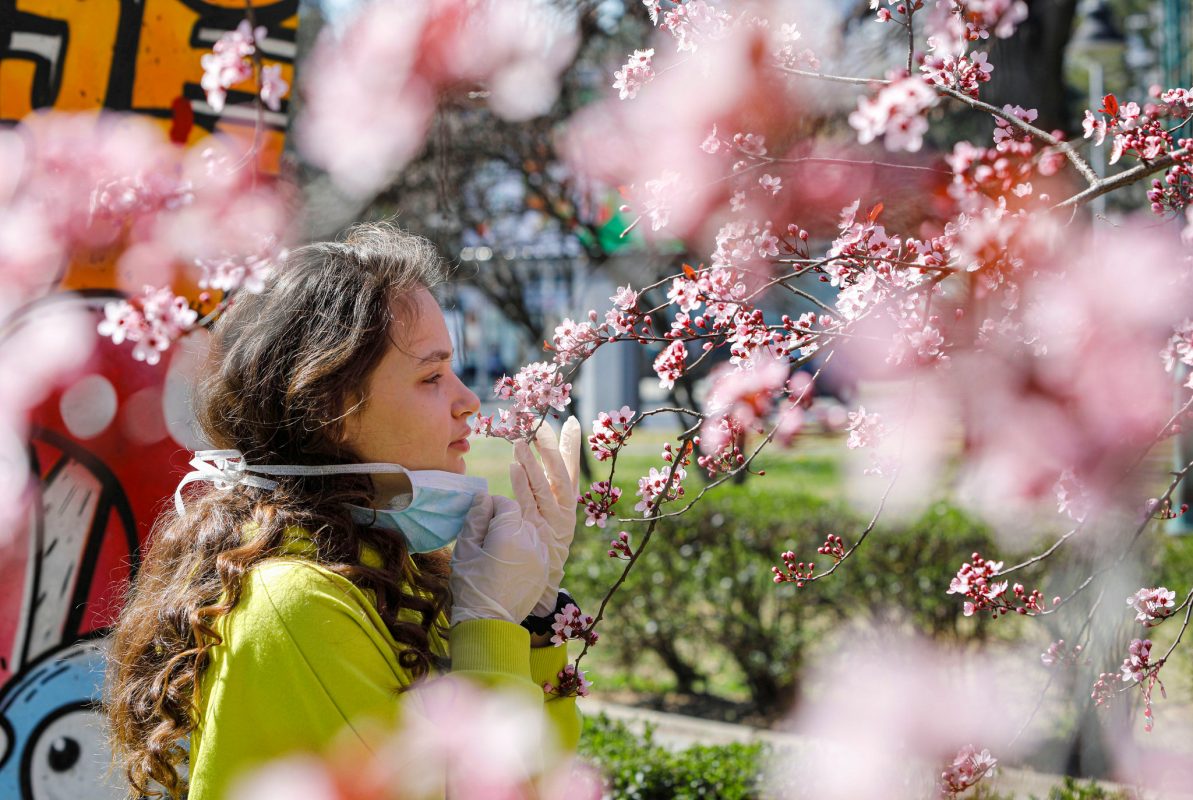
left=584, top=700, right=1188, bottom=799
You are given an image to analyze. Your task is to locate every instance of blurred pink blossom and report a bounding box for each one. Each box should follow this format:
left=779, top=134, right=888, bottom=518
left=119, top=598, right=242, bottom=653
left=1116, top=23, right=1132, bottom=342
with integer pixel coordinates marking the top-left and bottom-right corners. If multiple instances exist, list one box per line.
left=299, top=0, right=576, bottom=197
left=259, top=64, right=290, bottom=112
left=772, top=634, right=1030, bottom=800
left=849, top=76, right=939, bottom=153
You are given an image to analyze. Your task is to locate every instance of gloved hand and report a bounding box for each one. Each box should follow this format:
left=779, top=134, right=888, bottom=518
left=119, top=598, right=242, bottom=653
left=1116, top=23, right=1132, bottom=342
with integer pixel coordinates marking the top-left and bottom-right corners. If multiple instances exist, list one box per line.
left=510, top=417, right=581, bottom=617
left=449, top=493, right=550, bottom=626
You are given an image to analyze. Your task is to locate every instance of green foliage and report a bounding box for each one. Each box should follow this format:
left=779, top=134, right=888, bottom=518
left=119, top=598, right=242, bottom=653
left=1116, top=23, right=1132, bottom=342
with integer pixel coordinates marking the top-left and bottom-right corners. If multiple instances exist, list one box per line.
left=578, top=712, right=768, bottom=800
left=567, top=468, right=1010, bottom=711
left=1030, top=776, right=1137, bottom=800
left=966, top=784, right=1015, bottom=800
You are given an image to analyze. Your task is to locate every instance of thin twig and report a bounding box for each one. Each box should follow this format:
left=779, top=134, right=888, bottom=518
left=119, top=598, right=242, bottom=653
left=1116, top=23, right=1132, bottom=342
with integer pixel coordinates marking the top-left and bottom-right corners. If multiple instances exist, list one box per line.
left=1052, top=147, right=1191, bottom=211
left=777, top=66, right=1100, bottom=186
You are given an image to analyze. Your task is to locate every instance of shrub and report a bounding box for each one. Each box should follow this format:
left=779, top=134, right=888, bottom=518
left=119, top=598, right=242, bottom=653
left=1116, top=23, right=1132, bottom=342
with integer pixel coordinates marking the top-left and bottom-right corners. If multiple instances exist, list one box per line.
left=567, top=480, right=1012, bottom=713
left=1030, top=776, right=1137, bottom=800
left=578, top=712, right=768, bottom=800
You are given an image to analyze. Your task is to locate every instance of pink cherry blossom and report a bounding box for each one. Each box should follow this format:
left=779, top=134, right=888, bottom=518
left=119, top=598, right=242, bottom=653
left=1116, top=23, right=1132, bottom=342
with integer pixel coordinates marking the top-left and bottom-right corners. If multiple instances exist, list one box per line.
left=1121, top=638, right=1154, bottom=684
left=1128, top=587, right=1177, bottom=626
left=195, top=235, right=286, bottom=294
left=947, top=552, right=1048, bottom=617
left=642, top=0, right=661, bottom=26
left=476, top=362, right=572, bottom=441
left=258, top=64, right=289, bottom=112
left=544, top=664, right=593, bottom=698
left=938, top=745, right=998, bottom=798
left=1040, top=639, right=1083, bottom=668
left=634, top=464, right=686, bottom=514
left=845, top=406, right=885, bottom=449
left=551, top=316, right=604, bottom=365
left=299, top=0, right=576, bottom=197
left=849, top=76, right=939, bottom=153
left=613, top=49, right=655, bottom=100
left=1053, top=469, right=1090, bottom=523
left=659, top=0, right=731, bottom=53
left=1161, top=319, right=1193, bottom=374
left=653, top=339, right=688, bottom=390
left=700, top=124, right=722, bottom=154
left=550, top=603, right=597, bottom=646
left=704, top=354, right=789, bottom=431
left=920, top=40, right=993, bottom=98
left=97, top=286, right=199, bottom=366
left=581, top=481, right=622, bottom=528
left=759, top=173, right=782, bottom=195
left=588, top=405, right=634, bottom=461
left=1082, top=109, right=1108, bottom=146
left=200, top=20, right=263, bottom=113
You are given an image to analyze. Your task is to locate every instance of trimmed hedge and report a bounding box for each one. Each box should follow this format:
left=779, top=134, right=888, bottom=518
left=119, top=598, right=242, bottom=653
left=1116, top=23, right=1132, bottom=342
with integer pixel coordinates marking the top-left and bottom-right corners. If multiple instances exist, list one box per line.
left=578, top=712, right=767, bottom=800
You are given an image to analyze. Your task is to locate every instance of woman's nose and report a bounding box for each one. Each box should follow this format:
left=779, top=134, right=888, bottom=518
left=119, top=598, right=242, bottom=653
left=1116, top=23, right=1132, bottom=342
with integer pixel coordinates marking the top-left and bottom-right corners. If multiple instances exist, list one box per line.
left=456, top=379, right=481, bottom=418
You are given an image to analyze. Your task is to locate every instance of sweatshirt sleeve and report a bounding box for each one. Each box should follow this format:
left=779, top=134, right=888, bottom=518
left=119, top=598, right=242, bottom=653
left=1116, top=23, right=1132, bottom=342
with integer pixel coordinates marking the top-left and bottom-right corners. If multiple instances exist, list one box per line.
left=449, top=620, right=582, bottom=753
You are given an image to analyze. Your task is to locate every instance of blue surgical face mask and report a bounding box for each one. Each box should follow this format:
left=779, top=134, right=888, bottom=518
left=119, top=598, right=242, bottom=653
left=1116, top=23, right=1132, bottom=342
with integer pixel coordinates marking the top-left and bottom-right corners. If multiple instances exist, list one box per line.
left=175, top=450, right=488, bottom=553
left=344, top=468, right=488, bottom=553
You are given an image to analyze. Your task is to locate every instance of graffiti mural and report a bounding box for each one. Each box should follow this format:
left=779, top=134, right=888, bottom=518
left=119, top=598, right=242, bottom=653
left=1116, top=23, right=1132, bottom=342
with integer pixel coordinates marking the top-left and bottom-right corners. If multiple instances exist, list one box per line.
left=0, top=2, right=297, bottom=796
left=0, top=0, right=297, bottom=171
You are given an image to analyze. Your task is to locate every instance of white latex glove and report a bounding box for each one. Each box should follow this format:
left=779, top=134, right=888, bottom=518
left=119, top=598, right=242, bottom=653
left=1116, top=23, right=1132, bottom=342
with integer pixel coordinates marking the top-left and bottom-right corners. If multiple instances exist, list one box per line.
left=511, top=417, right=581, bottom=616
left=449, top=493, right=550, bottom=626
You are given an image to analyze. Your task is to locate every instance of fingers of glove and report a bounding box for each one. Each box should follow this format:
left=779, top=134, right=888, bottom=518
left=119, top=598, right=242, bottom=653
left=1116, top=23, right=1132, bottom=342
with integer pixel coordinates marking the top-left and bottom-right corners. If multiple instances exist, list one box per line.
left=559, top=416, right=582, bottom=499
left=513, top=439, right=556, bottom=514
left=490, top=494, right=524, bottom=529
left=532, top=423, right=572, bottom=510
left=509, top=459, right=548, bottom=528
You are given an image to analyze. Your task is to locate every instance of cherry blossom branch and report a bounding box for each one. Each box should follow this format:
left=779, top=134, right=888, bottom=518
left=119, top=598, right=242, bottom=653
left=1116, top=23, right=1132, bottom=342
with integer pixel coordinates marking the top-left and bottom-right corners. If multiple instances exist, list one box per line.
left=1036, top=458, right=1193, bottom=615
left=571, top=421, right=703, bottom=674
left=802, top=468, right=900, bottom=583
left=762, top=155, right=953, bottom=177
left=904, top=5, right=915, bottom=76
left=777, top=66, right=1100, bottom=186
left=1052, top=147, right=1191, bottom=212
left=777, top=255, right=957, bottom=274
left=1008, top=587, right=1107, bottom=748
left=996, top=525, right=1083, bottom=578
left=622, top=353, right=831, bottom=525
left=998, top=397, right=1193, bottom=579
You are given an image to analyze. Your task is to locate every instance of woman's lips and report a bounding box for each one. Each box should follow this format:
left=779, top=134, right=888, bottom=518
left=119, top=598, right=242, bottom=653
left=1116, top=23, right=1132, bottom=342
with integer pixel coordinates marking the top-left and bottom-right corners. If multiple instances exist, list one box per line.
left=449, top=438, right=470, bottom=452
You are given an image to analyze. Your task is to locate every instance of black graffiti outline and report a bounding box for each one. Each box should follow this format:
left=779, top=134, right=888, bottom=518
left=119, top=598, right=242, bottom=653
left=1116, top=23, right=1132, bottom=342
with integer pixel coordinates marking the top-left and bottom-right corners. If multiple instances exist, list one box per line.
left=20, top=427, right=140, bottom=672
left=177, top=0, right=298, bottom=132
left=0, top=2, right=69, bottom=108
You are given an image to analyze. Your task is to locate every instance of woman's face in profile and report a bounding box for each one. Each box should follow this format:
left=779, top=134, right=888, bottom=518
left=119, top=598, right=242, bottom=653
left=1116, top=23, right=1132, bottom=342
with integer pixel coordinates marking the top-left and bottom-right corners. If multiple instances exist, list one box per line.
left=342, top=288, right=480, bottom=490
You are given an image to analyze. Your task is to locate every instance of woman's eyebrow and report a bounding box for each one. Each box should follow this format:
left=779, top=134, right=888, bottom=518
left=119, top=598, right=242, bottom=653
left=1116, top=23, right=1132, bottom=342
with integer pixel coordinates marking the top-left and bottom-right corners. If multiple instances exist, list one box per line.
left=416, top=349, right=454, bottom=364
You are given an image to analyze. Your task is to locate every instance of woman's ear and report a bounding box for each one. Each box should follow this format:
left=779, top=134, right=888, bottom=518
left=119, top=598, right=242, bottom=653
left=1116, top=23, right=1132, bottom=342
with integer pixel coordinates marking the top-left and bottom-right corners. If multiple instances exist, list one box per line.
left=330, top=390, right=366, bottom=446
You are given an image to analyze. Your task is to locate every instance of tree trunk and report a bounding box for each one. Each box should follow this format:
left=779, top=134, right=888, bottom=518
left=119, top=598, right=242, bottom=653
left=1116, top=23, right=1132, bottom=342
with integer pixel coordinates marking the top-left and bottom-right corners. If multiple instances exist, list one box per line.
left=985, top=0, right=1081, bottom=133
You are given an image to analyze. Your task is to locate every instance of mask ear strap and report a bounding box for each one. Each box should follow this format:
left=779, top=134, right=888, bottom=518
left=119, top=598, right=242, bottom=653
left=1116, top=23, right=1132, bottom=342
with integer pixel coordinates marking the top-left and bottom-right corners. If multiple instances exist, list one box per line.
left=174, top=451, right=412, bottom=515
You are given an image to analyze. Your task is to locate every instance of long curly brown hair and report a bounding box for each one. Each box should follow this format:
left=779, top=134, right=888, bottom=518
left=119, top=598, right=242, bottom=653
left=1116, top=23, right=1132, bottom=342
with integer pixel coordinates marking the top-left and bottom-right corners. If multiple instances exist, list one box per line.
left=104, top=222, right=457, bottom=798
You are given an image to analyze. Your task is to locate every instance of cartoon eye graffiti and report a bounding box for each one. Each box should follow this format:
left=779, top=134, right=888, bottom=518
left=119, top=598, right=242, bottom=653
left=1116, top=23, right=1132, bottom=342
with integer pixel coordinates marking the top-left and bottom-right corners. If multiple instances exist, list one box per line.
left=24, top=701, right=125, bottom=800
left=0, top=643, right=124, bottom=800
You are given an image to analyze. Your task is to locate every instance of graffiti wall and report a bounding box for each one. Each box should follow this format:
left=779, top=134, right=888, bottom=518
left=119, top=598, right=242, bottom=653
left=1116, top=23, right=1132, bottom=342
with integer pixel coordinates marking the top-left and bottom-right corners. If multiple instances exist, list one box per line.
left=0, top=3, right=297, bottom=796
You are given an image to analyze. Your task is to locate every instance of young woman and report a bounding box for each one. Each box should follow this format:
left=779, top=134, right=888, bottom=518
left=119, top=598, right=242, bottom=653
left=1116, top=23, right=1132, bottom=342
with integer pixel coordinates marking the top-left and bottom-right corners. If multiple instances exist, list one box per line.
left=105, top=223, right=583, bottom=799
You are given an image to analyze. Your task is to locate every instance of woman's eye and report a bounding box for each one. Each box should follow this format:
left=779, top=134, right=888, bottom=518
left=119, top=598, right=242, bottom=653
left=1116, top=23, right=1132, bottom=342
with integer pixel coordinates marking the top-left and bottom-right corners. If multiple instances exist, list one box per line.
left=424, top=373, right=443, bottom=384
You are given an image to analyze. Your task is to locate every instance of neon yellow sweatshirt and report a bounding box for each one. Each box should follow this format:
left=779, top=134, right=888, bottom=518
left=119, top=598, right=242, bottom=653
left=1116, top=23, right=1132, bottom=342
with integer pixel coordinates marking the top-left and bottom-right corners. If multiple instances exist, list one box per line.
left=188, top=533, right=581, bottom=799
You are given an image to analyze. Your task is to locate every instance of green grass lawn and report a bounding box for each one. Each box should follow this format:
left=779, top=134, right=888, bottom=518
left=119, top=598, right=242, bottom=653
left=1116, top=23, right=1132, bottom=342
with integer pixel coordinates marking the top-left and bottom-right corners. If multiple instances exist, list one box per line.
left=464, top=426, right=846, bottom=506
